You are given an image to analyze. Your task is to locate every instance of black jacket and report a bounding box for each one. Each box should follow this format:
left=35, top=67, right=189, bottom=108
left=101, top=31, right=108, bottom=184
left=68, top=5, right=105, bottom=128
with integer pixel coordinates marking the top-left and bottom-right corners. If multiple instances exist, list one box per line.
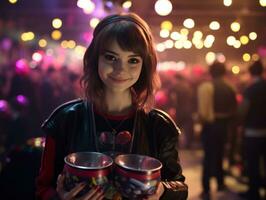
left=36, top=99, right=188, bottom=199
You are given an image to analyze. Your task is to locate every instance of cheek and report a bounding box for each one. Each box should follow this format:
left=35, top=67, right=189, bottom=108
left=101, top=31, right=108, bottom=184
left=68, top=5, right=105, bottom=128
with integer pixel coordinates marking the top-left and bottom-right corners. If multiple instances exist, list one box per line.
left=98, top=60, right=112, bottom=77
left=132, top=65, right=142, bottom=78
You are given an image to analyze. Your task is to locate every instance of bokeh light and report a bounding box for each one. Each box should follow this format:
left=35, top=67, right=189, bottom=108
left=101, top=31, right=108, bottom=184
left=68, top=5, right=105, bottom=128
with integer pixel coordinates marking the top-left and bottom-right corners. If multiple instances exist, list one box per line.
left=231, top=22, right=241, bottom=32
left=209, top=21, right=220, bottom=30
left=154, top=0, right=173, bottom=16
left=242, top=53, right=251, bottom=62
left=52, top=18, right=62, bottom=29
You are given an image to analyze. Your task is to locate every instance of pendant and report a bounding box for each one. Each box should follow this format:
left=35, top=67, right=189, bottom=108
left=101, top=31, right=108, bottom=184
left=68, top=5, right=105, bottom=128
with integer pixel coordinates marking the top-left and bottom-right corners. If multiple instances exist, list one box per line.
left=112, top=129, right=117, bottom=135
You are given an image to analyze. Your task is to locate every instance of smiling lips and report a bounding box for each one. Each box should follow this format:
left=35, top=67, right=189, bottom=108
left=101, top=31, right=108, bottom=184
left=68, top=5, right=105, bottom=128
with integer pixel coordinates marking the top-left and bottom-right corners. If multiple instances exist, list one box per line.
left=109, top=76, right=130, bottom=83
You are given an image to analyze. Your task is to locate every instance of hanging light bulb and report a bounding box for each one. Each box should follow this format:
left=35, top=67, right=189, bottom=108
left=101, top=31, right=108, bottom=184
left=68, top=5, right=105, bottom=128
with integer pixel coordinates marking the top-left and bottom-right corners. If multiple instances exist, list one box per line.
left=154, top=0, right=173, bottom=16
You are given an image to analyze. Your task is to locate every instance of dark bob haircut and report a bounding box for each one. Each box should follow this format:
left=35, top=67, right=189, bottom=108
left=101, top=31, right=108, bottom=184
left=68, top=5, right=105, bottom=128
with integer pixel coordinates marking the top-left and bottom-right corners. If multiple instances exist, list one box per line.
left=81, top=13, right=160, bottom=111
left=249, top=60, right=264, bottom=76
left=209, top=61, right=226, bottom=78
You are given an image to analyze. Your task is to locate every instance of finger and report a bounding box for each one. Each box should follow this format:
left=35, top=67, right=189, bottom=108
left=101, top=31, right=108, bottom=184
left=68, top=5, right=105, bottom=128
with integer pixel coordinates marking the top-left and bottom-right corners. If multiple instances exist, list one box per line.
left=90, top=192, right=104, bottom=200
left=91, top=188, right=104, bottom=200
left=56, top=174, right=65, bottom=193
left=82, top=186, right=101, bottom=200
left=68, top=182, right=86, bottom=197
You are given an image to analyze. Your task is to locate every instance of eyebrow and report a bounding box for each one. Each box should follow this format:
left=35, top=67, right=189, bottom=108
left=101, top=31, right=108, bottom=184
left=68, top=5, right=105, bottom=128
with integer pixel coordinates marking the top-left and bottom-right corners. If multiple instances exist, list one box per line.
left=104, top=50, right=141, bottom=57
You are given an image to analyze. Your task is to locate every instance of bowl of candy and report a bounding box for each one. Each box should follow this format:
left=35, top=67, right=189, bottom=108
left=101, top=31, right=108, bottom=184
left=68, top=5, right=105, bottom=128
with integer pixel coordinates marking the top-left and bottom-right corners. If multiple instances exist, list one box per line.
left=63, top=152, right=114, bottom=199
left=114, top=154, right=162, bottom=199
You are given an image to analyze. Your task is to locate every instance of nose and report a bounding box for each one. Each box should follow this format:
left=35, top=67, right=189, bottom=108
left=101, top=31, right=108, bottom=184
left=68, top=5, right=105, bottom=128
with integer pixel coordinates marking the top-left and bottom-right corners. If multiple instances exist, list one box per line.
left=113, top=59, right=127, bottom=73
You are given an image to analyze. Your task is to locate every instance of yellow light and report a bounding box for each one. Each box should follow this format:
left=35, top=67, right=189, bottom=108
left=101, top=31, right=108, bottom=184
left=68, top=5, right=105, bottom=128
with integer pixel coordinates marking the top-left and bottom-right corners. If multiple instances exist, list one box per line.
left=183, top=18, right=195, bottom=29
left=232, top=65, right=240, bottom=74
left=205, top=52, right=216, bottom=65
left=195, top=41, right=204, bottom=49
left=231, top=22, right=241, bottom=32
left=233, top=40, right=241, bottom=48
left=243, top=53, right=251, bottom=62
left=160, top=29, right=170, bottom=38
left=75, top=45, right=87, bottom=59
left=223, top=0, right=232, bottom=6
left=161, top=21, right=173, bottom=31
left=52, top=18, right=62, bottom=29
left=249, top=32, right=257, bottom=40
left=122, top=1, right=132, bottom=9
left=180, top=28, right=189, bottom=35
left=21, top=33, right=28, bottom=41
left=240, top=35, right=249, bottom=45
left=192, top=37, right=200, bottom=45
left=193, top=31, right=203, bottom=39
left=34, top=138, right=42, bottom=147
left=259, top=0, right=266, bottom=7
left=38, top=39, right=47, bottom=47
left=61, top=40, right=68, bottom=48
left=67, top=40, right=76, bottom=49
left=90, top=17, right=100, bottom=29
left=9, top=0, right=17, bottom=3
left=51, top=30, right=62, bottom=40
left=21, top=32, right=35, bottom=41
left=209, top=21, right=220, bottom=30
left=252, top=53, right=259, bottom=61
left=27, top=32, right=35, bottom=40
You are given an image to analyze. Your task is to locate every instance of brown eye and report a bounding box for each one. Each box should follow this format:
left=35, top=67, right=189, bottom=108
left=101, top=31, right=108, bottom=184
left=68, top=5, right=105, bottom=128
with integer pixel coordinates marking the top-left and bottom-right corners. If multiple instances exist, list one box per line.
left=104, top=54, right=117, bottom=62
left=128, top=58, right=140, bottom=64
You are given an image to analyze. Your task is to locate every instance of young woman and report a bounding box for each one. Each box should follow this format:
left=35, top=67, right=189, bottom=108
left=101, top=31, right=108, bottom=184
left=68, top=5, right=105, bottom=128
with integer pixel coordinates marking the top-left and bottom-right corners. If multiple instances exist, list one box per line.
left=36, top=13, right=188, bottom=200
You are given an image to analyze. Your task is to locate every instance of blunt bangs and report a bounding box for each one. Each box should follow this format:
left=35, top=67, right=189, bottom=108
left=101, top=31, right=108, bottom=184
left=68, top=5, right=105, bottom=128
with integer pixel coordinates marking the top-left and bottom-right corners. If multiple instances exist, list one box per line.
left=98, top=21, right=148, bottom=57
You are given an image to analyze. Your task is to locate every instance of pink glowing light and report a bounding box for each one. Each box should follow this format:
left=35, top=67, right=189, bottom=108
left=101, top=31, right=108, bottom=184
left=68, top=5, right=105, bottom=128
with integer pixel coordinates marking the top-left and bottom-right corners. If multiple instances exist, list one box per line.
left=16, top=95, right=29, bottom=106
left=15, top=59, right=29, bottom=74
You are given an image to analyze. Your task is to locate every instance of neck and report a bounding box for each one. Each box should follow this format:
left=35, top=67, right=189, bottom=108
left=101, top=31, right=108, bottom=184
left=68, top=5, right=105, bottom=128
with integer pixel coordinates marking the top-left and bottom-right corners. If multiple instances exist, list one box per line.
left=103, top=89, right=133, bottom=115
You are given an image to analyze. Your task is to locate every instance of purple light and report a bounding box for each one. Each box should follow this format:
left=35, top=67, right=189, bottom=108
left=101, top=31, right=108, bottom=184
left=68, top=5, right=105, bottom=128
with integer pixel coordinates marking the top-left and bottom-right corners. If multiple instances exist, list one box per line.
left=16, top=95, right=29, bottom=106
left=15, top=59, right=29, bottom=74
left=1, top=38, right=12, bottom=50
left=15, top=59, right=27, bottom=70
left=105, top=1, right=114, bottom=9
left=0, top=100, right=9, bottom=112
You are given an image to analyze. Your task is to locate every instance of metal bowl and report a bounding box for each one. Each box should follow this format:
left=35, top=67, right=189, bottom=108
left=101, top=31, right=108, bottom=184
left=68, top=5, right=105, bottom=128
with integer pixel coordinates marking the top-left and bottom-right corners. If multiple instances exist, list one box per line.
left=114, top=154, right=162, bottom=199
left=63, top=152, right=114, bottom=199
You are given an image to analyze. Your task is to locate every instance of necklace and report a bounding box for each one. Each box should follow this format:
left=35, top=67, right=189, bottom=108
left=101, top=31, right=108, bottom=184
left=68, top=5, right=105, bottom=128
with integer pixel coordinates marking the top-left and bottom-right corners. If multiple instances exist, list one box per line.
left=91, top=103, right=138, bottom=155
left=102, top=116, right=127, bottom=135
left=102, top=115, right=128, bottom=152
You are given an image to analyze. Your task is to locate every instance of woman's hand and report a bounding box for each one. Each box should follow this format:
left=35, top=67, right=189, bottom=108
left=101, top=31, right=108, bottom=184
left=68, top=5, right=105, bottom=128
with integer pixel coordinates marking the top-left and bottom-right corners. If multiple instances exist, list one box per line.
left=56, top=174, right=104, bottom=200
left=143, top=182, right=165, bottom=200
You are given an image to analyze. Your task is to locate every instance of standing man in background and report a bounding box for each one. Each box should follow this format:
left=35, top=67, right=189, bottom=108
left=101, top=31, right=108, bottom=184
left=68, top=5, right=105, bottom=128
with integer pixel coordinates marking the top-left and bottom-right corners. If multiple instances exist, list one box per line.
left=238, top=60, right=266, bottom=200
left=197, top=62, right=237, bottom=200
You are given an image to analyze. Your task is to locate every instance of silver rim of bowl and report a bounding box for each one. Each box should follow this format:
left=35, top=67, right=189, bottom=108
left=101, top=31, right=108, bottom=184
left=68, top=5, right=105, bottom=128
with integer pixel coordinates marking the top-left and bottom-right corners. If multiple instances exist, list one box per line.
left=64, top=152, right=113, bottom=170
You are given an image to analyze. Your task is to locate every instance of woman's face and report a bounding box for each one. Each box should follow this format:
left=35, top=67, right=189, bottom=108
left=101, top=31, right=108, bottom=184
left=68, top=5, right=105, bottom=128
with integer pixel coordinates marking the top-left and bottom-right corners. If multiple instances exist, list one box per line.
left=98, top=40, right=143, bottom=93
